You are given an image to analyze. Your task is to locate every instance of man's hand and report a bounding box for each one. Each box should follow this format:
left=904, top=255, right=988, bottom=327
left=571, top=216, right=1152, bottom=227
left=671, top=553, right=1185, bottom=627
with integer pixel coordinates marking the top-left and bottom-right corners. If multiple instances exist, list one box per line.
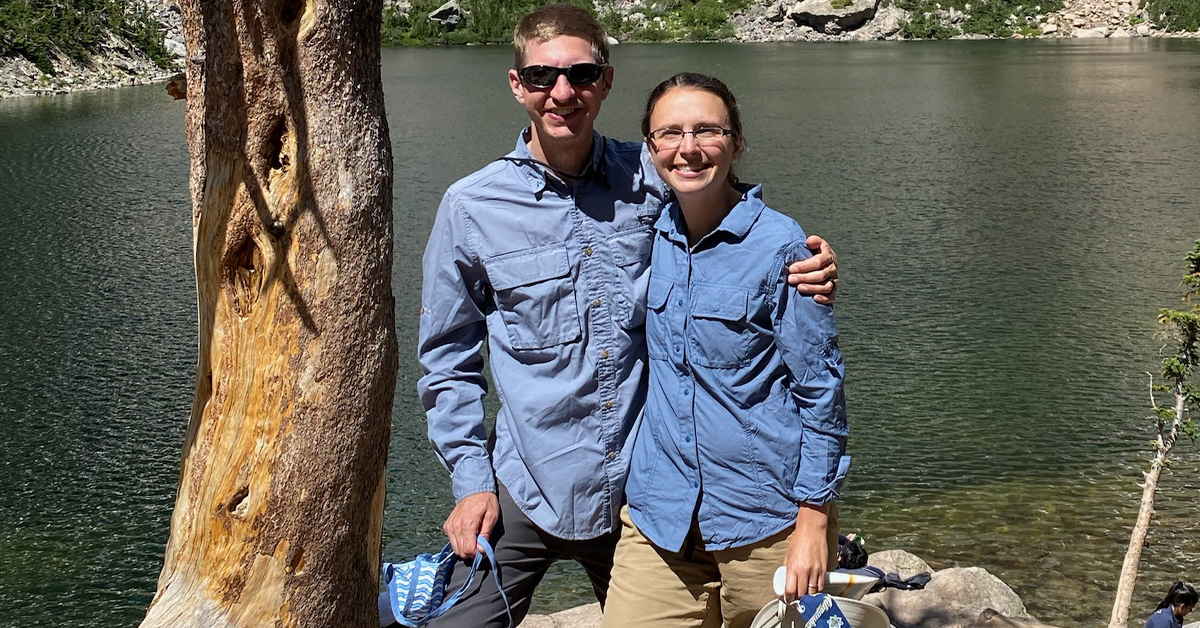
left=787, top=235, right=838, bottom=305
left=443, top=491, right=499, bottom=559
left=782, top=503, right=830, bottom=602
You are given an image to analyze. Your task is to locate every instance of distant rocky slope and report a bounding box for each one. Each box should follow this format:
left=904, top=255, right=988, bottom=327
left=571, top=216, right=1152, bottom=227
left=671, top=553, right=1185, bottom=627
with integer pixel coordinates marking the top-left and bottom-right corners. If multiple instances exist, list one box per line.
left=717, top=0, right=1198, bottom=42
left=4, top=0, right=1198, bottom=99
left=0, top=0, right=183, bottom=99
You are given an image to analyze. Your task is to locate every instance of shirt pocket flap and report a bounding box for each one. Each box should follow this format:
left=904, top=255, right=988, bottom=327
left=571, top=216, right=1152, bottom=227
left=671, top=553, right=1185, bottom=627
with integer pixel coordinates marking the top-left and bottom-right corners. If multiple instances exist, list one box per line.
left=691, top=286, right=748, bottom=321
left=609, top=228, right=653, bottom=268
left=647, top=276, right=673, bottom=310
left=484, top=245, right=571, bottom=291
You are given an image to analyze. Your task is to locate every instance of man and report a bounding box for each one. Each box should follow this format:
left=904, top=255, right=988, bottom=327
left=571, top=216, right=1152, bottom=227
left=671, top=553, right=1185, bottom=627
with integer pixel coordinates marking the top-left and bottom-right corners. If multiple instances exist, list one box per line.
left=405, top=5, right=839, bottom=626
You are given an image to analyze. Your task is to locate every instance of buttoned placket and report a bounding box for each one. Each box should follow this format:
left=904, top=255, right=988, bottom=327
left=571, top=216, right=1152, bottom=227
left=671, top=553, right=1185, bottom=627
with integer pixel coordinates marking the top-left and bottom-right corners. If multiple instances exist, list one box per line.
left=677, top=241, right=701, bottom=493
left=571, top=177, right=623, bottom=536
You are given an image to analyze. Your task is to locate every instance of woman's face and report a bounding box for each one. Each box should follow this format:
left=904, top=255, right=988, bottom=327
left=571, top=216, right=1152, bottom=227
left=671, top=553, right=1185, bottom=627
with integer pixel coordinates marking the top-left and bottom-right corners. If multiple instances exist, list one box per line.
left=645, top=87, right=740, bottom=198
left=1175, top=602, right=1195, bottom=617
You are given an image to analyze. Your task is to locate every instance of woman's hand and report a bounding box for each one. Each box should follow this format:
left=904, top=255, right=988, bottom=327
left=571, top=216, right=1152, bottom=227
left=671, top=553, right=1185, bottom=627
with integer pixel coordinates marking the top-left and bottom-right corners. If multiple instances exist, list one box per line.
left=782, top=503, right=830, bottom=601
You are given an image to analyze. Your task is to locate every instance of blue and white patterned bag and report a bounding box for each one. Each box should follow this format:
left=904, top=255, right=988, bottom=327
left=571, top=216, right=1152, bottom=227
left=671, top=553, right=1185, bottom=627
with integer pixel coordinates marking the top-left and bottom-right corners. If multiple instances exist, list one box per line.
left=382, top=535, right=511, bottom=627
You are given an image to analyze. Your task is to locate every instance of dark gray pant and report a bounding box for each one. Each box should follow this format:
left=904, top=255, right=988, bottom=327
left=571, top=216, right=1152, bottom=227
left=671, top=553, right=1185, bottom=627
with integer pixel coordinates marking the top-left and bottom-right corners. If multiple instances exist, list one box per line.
left=422, top=484, right=621, bottom=628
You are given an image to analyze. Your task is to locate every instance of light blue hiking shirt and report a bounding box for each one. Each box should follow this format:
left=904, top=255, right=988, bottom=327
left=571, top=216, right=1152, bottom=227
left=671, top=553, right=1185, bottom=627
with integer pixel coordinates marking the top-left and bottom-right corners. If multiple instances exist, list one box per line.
left=626, top=184, right=850, bottom=552
left=418, top=131, right=667, bottom=540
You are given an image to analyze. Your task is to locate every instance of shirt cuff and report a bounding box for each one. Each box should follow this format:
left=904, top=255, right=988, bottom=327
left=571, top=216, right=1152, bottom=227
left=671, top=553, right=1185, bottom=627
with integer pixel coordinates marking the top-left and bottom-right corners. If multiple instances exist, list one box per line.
left=450, top=456, right=497, bottom=502
left=794, top=454, right=851, bottom=506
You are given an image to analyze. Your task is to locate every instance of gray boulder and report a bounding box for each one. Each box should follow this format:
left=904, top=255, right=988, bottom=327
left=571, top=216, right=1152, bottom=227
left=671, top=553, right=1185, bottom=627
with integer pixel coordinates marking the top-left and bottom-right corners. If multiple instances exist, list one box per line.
left=1073, top=27, right=1109, bottom=37
left=428, top=0, right=465, bottom=28
left=864, top=567, right=1031, bottom=628
left=788, top=0, right=880, bottom=34
left=525, top=603, right=602, bottom=628
left=164, top=37, right=186, bottom=58
left=868, top=549, right=932, bottom=578
left=968, top=609, right=1063, bottom=628
left=385, top=0, right=413, bottom=15
left=867, top=4, right=906, bottom=38
left=765, top=0, right=789, bottom=22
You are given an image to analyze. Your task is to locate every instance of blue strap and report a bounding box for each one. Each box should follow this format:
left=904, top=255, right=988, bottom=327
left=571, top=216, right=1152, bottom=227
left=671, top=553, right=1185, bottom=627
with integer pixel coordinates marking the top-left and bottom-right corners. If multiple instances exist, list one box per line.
left=425, top=535, right=512, bottom=628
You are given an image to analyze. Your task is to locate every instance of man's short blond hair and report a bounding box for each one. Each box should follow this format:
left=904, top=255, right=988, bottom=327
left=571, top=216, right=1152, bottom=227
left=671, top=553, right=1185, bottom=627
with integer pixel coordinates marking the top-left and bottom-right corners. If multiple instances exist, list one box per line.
left=513, top=3, right=609, bottom=69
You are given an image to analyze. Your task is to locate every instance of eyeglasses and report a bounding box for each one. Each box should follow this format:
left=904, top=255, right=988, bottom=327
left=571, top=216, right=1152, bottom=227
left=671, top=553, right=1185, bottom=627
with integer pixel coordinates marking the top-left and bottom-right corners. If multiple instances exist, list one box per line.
left=517, top=63, right=607, bottom=89
left=647, top=126, right=735, bottom=150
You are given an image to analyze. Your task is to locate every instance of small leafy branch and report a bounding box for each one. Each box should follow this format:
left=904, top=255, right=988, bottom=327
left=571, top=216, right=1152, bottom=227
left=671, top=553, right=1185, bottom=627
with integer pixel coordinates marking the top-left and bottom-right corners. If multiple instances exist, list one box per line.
left=1108, top=239, right=1200, bottom=628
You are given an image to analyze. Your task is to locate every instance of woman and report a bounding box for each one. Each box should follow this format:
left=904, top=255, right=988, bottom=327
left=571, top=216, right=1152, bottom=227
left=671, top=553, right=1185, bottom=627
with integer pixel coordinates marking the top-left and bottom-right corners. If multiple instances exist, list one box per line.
left=1146, top=582, right=1198, bottom=628
left=601, top=73, right=849, bottom=628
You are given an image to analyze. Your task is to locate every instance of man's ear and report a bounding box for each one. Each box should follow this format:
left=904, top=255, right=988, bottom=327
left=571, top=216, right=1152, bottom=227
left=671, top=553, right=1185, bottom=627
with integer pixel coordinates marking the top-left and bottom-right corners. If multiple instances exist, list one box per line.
left=598, top=65, right=615, bottom=100
left=509, top=68, right=525, bottom=104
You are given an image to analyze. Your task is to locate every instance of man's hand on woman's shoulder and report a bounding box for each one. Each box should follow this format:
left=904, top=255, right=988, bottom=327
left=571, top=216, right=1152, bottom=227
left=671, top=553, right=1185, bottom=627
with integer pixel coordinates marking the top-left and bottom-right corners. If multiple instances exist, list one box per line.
left=787, top=235, right=839, bottom=305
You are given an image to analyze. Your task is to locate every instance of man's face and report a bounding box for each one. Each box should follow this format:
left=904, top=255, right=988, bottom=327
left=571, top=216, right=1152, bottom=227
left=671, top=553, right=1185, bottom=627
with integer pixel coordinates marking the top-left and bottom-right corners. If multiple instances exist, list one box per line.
left=509, top=35, right=613, bottom=154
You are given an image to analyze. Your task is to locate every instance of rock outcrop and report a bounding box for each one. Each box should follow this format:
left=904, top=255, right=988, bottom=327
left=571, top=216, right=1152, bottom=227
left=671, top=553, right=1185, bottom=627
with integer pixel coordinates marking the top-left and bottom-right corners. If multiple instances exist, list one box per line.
left=428, top=0, right=465, bottom=29
left=789, top=0, right=882, bottom=34
left=0, top=0, right=184, bottom=99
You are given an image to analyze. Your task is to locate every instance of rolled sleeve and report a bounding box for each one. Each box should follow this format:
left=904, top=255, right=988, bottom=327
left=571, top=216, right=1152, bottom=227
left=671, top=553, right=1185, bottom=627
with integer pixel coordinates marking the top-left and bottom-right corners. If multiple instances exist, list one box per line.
left=776, top=240, right=850, bottom=506
left=418, top=191, right=497, bottom=502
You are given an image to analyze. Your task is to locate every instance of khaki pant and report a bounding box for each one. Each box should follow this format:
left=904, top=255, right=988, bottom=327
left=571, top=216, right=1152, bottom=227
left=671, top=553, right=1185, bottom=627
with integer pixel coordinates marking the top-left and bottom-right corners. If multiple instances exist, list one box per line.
left=601, top=506, right=839, bottom=628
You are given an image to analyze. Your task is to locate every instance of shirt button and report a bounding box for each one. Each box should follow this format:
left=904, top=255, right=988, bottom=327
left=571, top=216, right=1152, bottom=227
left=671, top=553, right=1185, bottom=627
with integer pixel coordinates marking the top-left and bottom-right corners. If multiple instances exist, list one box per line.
left=584, top=247, right=594, bottom=256
left=676, top=299, right=684, bottom=306
left=685, top=435, right=692, bottom=443
left=604, top=400, right=614, bottom=409
left=607, top=451, right=617, bottom=460
left=601, top=350, right=610, bottom=359
left=674, top=344, right=681, bottom=353
left=593, top=298, right=602, bottom=307
left=683, top=388, right=690, bottom=396
left=692, top=481, right=699, bottom=488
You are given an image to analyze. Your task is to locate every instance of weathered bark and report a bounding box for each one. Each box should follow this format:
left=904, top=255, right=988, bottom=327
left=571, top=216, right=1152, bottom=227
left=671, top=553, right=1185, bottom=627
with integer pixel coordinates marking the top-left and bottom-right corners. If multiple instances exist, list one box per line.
left=141, top=1, right=396, bottom=627
left=1108, top=381, right=1184, bottom=628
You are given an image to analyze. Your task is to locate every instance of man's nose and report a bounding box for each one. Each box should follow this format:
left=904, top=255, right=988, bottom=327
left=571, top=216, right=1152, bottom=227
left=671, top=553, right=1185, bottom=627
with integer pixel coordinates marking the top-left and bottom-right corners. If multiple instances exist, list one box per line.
left=550, top=73, right=574, bottom=101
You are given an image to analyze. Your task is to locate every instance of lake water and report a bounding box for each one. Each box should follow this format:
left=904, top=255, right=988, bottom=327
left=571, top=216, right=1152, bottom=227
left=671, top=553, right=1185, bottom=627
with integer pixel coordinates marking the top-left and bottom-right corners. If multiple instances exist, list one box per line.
left=1, top=39, right=1199, bottom=628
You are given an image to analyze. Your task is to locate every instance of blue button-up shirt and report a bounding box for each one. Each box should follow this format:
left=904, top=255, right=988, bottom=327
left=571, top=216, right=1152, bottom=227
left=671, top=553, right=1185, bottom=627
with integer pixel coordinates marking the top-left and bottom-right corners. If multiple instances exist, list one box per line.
left=418, top=131, right=666, bottom=540
left=626, top=185, right=849, bottom=552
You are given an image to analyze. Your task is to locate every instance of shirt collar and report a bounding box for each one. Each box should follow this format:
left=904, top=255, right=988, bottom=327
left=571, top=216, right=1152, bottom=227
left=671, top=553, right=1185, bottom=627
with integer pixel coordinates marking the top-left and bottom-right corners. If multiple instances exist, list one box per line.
left=654, top=183, right=766, bottom=245
left=510, top=128, right=608, bottom=194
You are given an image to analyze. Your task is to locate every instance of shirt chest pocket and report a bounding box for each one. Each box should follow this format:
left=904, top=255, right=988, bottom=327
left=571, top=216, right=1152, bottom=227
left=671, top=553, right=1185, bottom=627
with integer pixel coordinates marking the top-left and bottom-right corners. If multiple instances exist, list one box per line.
left=484, top=245, right=581, bottom=350
left=687, top=285, right=770, bottom=369
left=608, top=227, right=653, bottom=330
left=645, top=277, right=674, bottom=360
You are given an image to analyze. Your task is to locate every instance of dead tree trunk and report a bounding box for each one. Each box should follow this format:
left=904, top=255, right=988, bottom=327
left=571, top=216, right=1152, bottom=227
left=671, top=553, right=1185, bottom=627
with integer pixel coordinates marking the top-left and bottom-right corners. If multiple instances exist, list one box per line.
left=1108, top=384, right=1184, bottom=628
left=141, top=1, right=396, bottom=627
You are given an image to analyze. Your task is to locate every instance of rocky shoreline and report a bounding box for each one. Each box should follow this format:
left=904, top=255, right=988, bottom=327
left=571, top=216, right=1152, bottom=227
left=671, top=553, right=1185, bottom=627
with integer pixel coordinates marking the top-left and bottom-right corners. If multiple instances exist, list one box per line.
left=3, top=0, right=1199, bottom=100
left=727, top=0, right=1200, bottom=42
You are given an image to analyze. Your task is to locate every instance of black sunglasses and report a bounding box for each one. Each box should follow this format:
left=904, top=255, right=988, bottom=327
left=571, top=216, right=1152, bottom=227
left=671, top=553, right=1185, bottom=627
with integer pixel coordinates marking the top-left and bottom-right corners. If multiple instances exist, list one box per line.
left=517, top=63, right=607, bottom=89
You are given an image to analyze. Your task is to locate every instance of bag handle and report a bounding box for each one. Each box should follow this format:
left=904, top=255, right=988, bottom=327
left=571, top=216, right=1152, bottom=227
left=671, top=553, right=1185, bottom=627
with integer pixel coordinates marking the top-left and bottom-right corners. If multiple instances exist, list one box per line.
left=425, top=535, right=512, bottom=627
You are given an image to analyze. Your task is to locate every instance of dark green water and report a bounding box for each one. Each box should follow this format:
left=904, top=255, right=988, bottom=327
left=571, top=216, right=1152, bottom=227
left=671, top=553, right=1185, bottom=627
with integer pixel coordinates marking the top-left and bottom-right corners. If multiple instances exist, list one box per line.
left=2, top=39, right=1199, bottom=627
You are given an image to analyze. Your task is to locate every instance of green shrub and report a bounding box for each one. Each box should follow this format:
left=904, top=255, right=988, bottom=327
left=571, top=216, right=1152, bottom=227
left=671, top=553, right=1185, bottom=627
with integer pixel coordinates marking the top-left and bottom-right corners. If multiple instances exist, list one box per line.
left=896, top=0, right=957, bottom=38
left=1144, top=0, right=1200, bottom=31
left=894, top=0, right=1063, bottom=39
left=382, top=0, right=592, bottom=46
left=0, top=0, right=172, bottom=74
